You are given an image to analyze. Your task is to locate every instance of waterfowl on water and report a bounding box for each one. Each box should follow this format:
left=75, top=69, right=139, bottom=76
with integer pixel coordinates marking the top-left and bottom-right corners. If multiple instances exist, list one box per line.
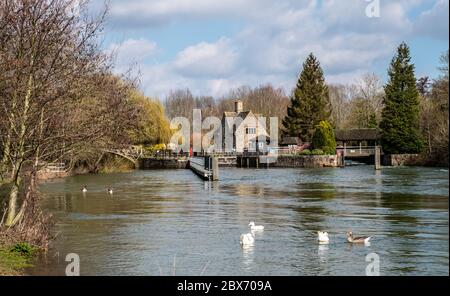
left=82, top=186, right=88, bottom=193
left=318, top=231, right=330, bottom=244
left=240, top=233, right=255, bottom=246
left=107, top=188, right=113, bottom=195
left=249, top=222, right=265, bottom=232
left=347, top=232, right=372, bottom=244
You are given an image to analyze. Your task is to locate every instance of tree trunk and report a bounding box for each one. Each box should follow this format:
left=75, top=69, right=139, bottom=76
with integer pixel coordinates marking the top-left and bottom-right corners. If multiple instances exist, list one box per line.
left=5, top=169, right=20, bottom=226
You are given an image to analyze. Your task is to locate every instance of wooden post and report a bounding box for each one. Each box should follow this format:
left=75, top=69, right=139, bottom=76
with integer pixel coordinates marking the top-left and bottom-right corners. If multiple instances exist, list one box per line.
left=375, top=146, right=381, bottom=170
left=343, top=142, right=347, bottom=168
left=212, top=157, right=219, bottom=181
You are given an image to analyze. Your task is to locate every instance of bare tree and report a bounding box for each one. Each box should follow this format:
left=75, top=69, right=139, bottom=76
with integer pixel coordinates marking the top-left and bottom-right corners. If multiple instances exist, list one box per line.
left=0, top=0, right=127, bottom=232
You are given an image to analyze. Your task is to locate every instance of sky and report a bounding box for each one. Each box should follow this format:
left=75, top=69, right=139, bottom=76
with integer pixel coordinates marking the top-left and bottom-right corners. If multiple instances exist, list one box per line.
left=92, top=0, right=449, bottom=99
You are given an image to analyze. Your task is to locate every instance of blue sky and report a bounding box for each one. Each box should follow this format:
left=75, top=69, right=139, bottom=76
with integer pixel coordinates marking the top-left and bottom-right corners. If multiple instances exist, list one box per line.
left=94, top=0, right=449, bottom=99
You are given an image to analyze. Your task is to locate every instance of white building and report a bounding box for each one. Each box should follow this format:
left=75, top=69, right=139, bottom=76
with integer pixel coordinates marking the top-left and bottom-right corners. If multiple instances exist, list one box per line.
left=221, top=101, right=270, bottom=153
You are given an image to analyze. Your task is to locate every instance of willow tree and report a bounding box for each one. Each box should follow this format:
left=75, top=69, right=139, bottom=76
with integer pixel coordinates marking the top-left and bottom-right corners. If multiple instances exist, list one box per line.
left=282, top=53, right=330, bottom=142
left=127, top=90, right=172, bottom=146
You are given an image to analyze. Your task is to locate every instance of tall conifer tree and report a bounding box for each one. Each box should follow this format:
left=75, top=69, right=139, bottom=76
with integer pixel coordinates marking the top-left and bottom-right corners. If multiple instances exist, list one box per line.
left=380, top=42, right=424, bottom=154
left=282, top=53, right=330, bottom=142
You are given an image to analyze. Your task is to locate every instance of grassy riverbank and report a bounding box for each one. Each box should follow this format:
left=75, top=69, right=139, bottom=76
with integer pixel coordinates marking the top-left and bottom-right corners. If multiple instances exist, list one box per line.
left=0, top=184, right=39, bottom=275
left=0, top=243, right=36, bottom=276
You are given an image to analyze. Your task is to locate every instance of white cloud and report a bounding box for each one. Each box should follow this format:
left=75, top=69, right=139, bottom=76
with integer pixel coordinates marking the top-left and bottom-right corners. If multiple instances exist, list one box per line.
left=103, top=0, right=447, bottom=98
left=173, top=38, right=239, bottom=78
left=414, top=0, right=449, bottom=40
left=107, top=0, right=276, bottom=27
left=107, top=38, right=158, bottom=68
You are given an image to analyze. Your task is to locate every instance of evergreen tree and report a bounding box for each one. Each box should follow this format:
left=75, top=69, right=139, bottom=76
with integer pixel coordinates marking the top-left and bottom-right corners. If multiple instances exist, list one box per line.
left=368, top=113, right=378, bottom=128
left=312, top=121, right=337, bottom=155
left=380, top=42, right=424, bottom=154
left=282, top=53, right=330, bottom=142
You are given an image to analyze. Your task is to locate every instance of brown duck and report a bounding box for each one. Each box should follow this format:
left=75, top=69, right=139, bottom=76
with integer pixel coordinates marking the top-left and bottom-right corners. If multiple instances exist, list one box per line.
left=347, top=232, right=372, bottom=244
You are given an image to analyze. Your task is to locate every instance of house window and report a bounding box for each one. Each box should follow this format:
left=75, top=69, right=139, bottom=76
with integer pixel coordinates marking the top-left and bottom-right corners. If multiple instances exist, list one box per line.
left=246, top=128, right=256, bottom=135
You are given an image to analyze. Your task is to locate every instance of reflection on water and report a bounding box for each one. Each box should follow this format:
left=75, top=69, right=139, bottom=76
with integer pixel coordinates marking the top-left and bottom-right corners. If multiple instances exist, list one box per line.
left=28, top=166, right=449, bottom=276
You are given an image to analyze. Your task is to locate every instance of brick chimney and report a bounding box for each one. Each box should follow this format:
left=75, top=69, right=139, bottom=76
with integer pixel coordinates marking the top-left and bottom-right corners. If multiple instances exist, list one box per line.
left=235, top=100, right=243, bottom=113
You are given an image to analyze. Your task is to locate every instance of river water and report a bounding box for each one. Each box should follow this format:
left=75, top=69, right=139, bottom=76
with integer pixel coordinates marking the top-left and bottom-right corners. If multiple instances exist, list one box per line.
left=28, top=166, right=449, bottom=276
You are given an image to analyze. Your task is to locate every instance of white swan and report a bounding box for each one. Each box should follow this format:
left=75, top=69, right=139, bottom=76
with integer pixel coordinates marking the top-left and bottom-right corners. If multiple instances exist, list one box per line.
left=107, top=188, right=113, bottom=195
left=240, top=233, right=255, bottom=246
left=82, top=186, right=88, bottom=193
left=249, top=222, right=264, bottom=232
left=318, top=231, right=330, bottom=244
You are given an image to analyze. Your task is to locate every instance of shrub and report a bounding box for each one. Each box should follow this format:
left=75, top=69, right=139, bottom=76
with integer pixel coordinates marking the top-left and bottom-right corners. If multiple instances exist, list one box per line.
left=311, top=149, right=325, bottom=155
left=312, top=121, right=337, bottom=155
left=10, top=243, right=36, bottom=257
left=299, top=149, right=311, bottom=155
left=144, top=144, right=167, bottom=155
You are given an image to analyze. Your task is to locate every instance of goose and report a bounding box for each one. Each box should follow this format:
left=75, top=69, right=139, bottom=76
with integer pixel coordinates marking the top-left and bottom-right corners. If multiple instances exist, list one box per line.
left=107, top=188, right=114, bottom=195
left=240, top=233, right=255, bottom=246
left=249, top=222, right=264, bottom=232
left=82, top=186, right=88, bottom=193
left=318, top=231, right=330, bottom=244
left=347, top=232, right=372, bottom=244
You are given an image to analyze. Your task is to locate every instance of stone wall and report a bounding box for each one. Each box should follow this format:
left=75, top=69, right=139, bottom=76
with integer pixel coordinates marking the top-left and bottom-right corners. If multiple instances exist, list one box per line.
left=139, top=158, right=189, bottom=169
left=272, top=155, right=340, bottom=168
left=382, top=154, right=423, bottom=166
left=37, top=170, right=71, bottom=181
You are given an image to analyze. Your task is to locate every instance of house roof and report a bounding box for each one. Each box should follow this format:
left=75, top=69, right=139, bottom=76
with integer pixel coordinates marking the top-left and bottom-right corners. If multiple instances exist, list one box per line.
left=223, top=110, right=257, bottom=128
left=335, top=129, right=381, bottom=141
left=224, top=112, right=237, bottom=117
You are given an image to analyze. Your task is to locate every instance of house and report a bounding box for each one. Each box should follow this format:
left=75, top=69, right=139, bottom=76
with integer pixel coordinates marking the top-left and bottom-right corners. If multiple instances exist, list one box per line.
left=221, top=101, right=270, bottom=153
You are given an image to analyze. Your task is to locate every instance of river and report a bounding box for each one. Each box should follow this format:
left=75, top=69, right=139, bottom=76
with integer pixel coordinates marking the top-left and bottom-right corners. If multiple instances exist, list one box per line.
left=28, top=166, right=449, bottom=276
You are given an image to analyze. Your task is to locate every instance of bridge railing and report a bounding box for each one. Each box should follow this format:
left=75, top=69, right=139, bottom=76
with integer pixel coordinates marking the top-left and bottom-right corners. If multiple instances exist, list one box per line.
left=338, top=146, right=377, bottom=157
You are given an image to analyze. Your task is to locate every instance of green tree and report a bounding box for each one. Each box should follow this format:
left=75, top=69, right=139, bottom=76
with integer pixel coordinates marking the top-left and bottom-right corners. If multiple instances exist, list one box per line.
left=282, top=53, right=330, bottom=142
left=380, top=42, right=424, bottom=154
left=312, top=121, right=336, bottom=155
left=368, top=113, right=378, bottom=128
left=128, top=90, right=171, bottom=146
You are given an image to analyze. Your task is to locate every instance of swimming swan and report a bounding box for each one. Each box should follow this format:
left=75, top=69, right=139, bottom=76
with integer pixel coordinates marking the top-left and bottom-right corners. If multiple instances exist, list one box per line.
left=240, top=233, right=255, bottom=246
left=82, top=186, right=88, bottom=193
left=347, top=232, right=372, bottom=244
left=318, top=231, right=330, bottom=243
left=107, top=188, right=114, bottom=195
left=249, top=222, right=264, bottom=231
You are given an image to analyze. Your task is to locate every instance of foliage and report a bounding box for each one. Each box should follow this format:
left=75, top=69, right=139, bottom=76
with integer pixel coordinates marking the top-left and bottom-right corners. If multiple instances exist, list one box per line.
left=312, top=121, right=337, bottom=155
left=282, top=53, right=330, bottom=142
left=299, top=149, right=311, bottom=155
left=419, top=50, right=449, bottom=165
left=0, top=245, right=33, bottom=275
left=127, top=90, right=171, bottom=146
left=147, top=144, right=167, bottom=154
left=380, top=42, right=424, bottom=154
left=10, top=243, right=36, bottom=257
left=311, top=149, right=325, bottom=156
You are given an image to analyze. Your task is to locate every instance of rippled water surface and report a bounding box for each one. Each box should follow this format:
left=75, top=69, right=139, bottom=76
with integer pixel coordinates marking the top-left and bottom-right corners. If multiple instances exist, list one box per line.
left=29, top=166, right=449, bottom=276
